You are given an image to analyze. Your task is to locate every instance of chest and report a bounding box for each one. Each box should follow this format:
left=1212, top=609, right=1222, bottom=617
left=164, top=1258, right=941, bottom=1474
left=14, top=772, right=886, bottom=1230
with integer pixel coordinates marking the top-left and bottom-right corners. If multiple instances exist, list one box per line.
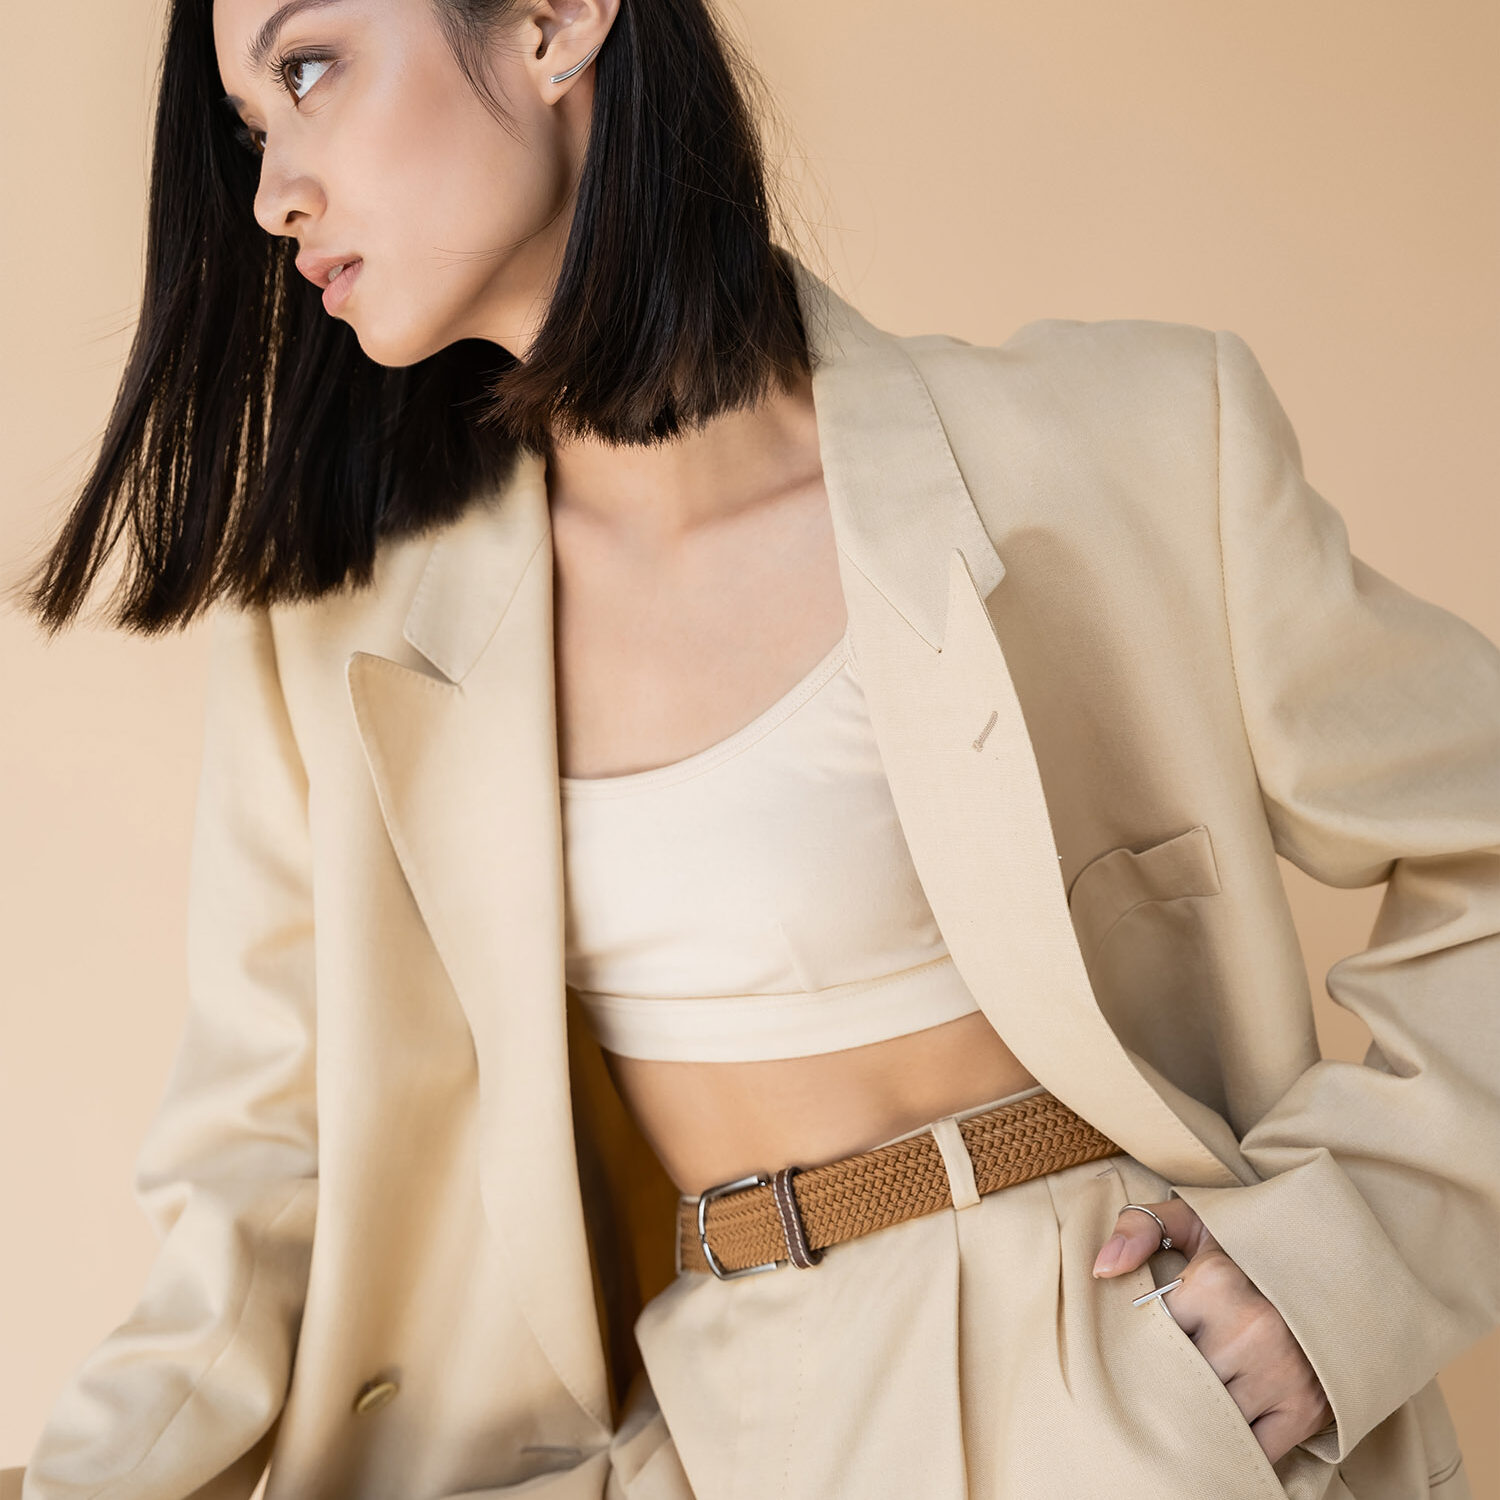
left=548, top=476, right=848, bottom=781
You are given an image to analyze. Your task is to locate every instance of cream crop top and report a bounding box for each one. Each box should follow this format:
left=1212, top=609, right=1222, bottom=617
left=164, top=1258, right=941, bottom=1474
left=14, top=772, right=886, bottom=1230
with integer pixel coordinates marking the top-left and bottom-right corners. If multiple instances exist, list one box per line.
left=558, top=626, right=985, bottom=1062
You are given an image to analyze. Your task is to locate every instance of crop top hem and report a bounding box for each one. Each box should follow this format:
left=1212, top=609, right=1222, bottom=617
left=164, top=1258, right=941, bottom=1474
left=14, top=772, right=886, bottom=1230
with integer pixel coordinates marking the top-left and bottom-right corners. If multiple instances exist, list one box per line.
left=567, top=950, right=984, bottom=1062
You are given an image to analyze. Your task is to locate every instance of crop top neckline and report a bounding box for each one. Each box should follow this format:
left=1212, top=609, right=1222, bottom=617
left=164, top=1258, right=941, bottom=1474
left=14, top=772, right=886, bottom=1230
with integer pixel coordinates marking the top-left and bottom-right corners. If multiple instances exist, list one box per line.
left=559, top=625, right=853, bottom=797
left=558, top=620, right=986, bottom=1061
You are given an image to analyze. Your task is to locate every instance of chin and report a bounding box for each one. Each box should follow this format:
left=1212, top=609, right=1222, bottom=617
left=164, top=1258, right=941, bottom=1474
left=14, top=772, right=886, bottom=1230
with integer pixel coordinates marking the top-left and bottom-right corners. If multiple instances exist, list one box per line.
left=347, top=320, right=444, bottom=370
left=339, top=286, right=485, bottom=367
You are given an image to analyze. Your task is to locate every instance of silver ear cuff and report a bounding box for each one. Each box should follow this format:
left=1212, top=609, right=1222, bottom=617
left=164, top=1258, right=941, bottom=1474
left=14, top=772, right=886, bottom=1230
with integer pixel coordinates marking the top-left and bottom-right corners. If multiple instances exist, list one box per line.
left=549, top=42, right=602, bottom=84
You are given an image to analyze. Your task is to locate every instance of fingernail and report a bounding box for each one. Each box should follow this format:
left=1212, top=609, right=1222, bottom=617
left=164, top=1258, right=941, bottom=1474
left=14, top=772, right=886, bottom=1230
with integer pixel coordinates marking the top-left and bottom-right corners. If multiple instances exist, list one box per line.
left=1093, top=1235, right=1126, bottom=1276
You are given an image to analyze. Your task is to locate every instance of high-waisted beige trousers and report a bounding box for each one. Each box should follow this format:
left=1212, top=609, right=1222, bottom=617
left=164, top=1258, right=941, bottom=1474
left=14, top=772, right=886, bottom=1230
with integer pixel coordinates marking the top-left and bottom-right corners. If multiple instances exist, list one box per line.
left=631, top=1082, right=1364, bottom=1500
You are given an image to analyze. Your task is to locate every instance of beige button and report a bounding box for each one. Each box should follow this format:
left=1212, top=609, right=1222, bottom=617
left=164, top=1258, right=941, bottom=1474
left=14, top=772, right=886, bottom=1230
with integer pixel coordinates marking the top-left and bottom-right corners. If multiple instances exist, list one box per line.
left=352, top=1378, right=399, bottom=1415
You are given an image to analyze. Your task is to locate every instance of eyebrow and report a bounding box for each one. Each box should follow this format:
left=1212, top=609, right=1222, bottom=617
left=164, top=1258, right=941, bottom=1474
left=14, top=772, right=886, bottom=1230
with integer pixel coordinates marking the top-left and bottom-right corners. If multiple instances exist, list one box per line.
left=221, top=0, right=350, bottom=110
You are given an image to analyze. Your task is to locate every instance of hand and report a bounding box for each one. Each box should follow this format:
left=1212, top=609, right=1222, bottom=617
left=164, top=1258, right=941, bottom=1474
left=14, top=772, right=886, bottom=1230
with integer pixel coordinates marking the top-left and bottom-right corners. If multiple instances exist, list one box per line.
left=1092, top=1196, right=1335, bottom=1465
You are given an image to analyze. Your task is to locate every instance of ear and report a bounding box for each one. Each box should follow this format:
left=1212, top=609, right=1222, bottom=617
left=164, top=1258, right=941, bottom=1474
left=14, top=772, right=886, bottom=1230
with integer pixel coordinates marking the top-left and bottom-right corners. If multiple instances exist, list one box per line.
left=526, top=0, right=618, bottom=101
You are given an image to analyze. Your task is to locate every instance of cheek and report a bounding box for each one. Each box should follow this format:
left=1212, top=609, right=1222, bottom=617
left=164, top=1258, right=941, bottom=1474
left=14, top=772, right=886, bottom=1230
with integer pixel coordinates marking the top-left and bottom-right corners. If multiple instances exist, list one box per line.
left=407, top=122, right=555, bottom=263
left=365, top=121, right=543, bottom=278
left=320, top=63, right=564, bottom=361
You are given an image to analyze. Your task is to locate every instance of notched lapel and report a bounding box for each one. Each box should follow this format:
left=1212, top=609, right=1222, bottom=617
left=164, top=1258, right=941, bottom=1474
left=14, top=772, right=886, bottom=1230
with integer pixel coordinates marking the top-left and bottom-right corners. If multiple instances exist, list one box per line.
left=846, top=544, right=1249, bottom=1188
left=345, top=452, right=614, bottom=1438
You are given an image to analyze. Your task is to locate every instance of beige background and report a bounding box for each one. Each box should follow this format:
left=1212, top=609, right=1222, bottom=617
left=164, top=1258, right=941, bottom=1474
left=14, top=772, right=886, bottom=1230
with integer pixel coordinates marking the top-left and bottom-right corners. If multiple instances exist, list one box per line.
left=2, top=0, right=1495, bottom=1487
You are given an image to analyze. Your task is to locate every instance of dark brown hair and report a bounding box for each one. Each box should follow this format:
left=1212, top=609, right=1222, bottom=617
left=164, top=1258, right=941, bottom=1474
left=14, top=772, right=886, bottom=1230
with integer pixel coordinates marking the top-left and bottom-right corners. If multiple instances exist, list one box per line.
left=12, top=0, right=815, bottom=636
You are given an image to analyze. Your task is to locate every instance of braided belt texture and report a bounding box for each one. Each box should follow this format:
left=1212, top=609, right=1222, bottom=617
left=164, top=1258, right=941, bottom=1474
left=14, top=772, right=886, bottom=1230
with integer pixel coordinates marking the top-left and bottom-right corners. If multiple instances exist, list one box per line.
left=678, top=1090, right=1123, bottom=1275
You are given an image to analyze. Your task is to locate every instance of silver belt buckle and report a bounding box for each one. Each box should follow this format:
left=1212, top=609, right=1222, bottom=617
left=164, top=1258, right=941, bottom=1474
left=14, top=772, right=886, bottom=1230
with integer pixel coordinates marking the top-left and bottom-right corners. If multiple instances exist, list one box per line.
left=696, top=1171, right=780, bottom=1280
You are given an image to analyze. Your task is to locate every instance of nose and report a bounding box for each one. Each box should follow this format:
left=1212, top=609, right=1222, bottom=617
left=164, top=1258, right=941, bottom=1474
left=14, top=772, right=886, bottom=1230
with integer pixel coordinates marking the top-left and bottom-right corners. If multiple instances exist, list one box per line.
left=252, top=150, right=325, bottom=239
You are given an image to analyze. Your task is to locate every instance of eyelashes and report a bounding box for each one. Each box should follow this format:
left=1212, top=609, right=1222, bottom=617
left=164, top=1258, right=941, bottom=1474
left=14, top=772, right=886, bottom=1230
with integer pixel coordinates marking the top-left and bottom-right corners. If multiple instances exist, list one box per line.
left=232, top=120, right=268, bottom=157
left=230, top=48, right=337, bottom=157
left=278, top=49, right=334, bottom=102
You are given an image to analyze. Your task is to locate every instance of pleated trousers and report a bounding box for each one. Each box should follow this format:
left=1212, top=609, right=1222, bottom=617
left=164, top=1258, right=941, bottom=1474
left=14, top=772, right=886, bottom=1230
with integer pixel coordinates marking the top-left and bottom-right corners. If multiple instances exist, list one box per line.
left=631, top=1083, right=1366, bottom=1500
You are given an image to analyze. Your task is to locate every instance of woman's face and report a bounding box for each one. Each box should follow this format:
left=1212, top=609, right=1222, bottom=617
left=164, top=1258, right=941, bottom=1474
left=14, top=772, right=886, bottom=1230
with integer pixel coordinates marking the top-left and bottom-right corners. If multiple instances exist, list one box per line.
left=213, top=0, right=608, bottom=365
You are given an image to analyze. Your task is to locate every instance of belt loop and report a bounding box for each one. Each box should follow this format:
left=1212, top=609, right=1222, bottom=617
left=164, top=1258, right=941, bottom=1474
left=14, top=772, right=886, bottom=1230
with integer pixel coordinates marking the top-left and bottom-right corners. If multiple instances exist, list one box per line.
left=930, top=1116, right=981, bottom=1209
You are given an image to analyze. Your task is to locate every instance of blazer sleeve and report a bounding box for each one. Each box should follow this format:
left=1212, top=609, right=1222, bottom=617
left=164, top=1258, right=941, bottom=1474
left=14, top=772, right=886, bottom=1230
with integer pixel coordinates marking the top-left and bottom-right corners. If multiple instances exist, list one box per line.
left=21, top=604, right=318, bottom=1500
left=1168, top=329, right=1500, bottom=1467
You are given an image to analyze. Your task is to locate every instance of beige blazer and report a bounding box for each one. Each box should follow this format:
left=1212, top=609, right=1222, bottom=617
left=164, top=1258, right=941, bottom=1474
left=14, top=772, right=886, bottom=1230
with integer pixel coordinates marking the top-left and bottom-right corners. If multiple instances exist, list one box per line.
left=10, top=254, right=1499, bottom=1500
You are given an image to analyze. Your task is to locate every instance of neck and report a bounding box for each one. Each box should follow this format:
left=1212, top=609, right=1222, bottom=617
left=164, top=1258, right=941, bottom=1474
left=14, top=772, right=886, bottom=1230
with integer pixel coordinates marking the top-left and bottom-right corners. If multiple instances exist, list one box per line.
left=543, top=366, right=822, bottom=544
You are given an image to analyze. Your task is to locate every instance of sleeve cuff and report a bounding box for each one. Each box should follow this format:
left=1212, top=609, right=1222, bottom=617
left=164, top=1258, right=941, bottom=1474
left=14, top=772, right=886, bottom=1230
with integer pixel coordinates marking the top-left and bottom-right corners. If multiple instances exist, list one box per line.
left=1168, top=1148, right=1471, bottom=1465
left=1297, top=1418, right=1340, bottom=1465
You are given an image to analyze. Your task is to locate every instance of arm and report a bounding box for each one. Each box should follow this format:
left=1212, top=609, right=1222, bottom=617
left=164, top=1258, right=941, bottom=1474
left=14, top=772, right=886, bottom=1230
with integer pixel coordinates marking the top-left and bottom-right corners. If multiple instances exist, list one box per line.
left=1168, top=329, right=1500, bottom=1465
left=22, top=605, right=318, bottom=1499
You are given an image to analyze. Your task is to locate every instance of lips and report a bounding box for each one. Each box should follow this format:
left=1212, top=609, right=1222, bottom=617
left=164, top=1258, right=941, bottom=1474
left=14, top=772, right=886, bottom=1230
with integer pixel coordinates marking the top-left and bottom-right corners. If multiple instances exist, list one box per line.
left=295, top=252, right=364, bottom=289
left=320, top=257, right=363, bottom=314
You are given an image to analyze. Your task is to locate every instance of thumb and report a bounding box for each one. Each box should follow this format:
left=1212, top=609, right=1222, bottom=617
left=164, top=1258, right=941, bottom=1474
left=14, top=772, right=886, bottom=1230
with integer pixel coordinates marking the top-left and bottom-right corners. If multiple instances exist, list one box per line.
left=1092, top=1198, right=1199, bottom=1278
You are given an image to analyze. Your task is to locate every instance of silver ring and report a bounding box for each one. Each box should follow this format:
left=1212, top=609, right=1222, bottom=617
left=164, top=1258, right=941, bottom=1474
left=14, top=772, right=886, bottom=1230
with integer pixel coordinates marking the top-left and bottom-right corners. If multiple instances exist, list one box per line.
left=1120, top=1202, right=1173, bottom=1251
left=1131, top=1276, right=1184, bottom=1308
left=549, top=42, right=601, bottom=84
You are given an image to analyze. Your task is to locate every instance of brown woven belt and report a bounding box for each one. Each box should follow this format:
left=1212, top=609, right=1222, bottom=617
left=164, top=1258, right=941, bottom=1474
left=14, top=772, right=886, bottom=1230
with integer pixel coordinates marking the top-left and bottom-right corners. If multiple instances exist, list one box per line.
left=677, top=1089, right=1123, bottom=1279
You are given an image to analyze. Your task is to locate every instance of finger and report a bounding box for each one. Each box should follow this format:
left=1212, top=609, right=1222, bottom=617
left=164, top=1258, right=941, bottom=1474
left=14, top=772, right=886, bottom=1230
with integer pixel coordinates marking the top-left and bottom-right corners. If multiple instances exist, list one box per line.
left=1148, top=1247, right=1253, bottom=1342
left=1143, top=1258, right=1320, bottom=1469
left=1247, top=1404, right=1307, bottom=1467
left=1153, top=1263, right=1294, bottom=1413
left=1149, top=1276, right=1246, bottom=1407
left=1092, top=1197, right=1202, bottom=1276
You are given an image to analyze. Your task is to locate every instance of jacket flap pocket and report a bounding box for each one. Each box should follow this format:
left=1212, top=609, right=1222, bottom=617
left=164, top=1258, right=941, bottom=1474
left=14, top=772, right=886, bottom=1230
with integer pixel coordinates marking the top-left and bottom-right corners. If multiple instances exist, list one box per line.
left=1066, top=824, right=1222, bottom=965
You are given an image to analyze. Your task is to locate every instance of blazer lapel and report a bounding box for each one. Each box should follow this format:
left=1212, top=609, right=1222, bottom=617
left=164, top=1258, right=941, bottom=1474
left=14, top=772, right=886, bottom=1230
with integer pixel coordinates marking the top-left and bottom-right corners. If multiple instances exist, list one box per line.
left=345, top=450, right=617, bottom=1434
left=790, top=255, right=1247, bottom=1191
left=344, top=253, right=1250, bottom=1435
left=835, top=548, right=1252, bottom=1188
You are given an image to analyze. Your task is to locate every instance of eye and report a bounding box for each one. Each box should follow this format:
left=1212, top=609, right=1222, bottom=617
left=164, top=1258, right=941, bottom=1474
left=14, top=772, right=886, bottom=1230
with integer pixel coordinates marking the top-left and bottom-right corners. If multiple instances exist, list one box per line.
left=278, top=52, right=333, bottom=101
left=232, top=120, right=267, bottom=157
left=231, top=116, right=270, bottom=157
left=223, top=49, right=335, bottom=158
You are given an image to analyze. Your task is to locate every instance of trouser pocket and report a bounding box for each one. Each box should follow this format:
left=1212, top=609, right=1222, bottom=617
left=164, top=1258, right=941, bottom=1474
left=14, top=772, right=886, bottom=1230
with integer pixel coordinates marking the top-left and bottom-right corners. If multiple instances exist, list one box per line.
left=1102, top=1155, right=1298, bottom=1500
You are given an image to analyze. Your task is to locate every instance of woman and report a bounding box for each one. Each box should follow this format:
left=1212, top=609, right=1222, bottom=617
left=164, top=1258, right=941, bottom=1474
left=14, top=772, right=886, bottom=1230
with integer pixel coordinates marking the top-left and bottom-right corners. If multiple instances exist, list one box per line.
left=7, top=0, right=1496, bottom=1497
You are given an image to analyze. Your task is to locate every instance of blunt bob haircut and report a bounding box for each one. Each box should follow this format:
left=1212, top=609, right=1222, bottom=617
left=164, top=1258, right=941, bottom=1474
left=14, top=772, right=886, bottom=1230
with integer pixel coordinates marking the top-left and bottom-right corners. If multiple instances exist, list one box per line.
left=17, top=0, right=815, bottom=637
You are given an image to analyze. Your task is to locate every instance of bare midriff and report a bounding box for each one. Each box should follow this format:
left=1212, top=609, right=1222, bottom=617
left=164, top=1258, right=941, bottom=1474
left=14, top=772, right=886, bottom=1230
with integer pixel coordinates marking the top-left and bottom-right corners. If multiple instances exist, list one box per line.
left=602, top=1021, right=1039, bottom=1198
